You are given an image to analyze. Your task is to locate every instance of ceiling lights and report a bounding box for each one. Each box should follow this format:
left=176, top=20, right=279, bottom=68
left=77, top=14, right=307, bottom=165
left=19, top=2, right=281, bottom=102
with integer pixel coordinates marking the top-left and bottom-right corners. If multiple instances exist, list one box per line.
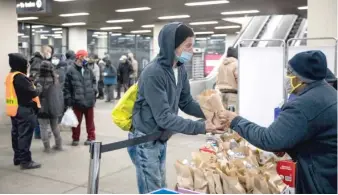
left=221, top=10, right=260, bottom=15
left=189, top=21, right=218, bottom=25
left=212, top=34, right=227, bottom=37
left=106, top=19, right=134, bottom=23
left=59, top=12, right=89, bottom=17
left=194, top=31, right=214, bottom=35
left=110, top=33, right=122, bottom=36
left=142, top=24, right=155, bottom=28
left=185, top=0, right=229, bottom=6
left=131, top=30, right=151, bottom=33
left=17, top=33, right=24, bottom=36
left=27, top=25, right=44, bottom=29
left=35, top=30, right=49, bottom=33
left=116, top=7, right=151, bottom=12
left=52, top=28, right=62, bottom=31
left=158, top=15, right=190, bottom=20
left=17, top=17, right=38, bottom=21
left=54, top=31, right=63, bottom=34
left=215, top=25, right=241, bottom=29
left=100, top=27, right=123, bottom=30
left=298, top=6, right=308, bottom=10
left=61, top=22, right=86, bottom=26
left=93, top=32, right=107, bottom=35
left=196, top=37, right=208, bottom=41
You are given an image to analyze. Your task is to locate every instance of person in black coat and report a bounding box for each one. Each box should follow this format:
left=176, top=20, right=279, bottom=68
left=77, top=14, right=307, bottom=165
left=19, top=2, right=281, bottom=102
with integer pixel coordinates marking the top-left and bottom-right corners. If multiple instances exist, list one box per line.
left=63, top=50, right=96, bottom=146
left=116, top=55, right=133, bottom=99
left=7, top=53, right=42, bottom=169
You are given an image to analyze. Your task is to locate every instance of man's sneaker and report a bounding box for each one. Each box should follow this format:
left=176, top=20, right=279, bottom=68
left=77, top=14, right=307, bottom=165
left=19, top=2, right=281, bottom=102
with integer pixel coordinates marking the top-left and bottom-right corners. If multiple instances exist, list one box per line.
left=72, top=141, right=79, bottom=146
left=84, top=140, right=94, bottom=146
left=20, top=161, right=41, bottom=170
left=52, top=145, right=63, bottom=151
left=14, top=160, right=20, bottom=166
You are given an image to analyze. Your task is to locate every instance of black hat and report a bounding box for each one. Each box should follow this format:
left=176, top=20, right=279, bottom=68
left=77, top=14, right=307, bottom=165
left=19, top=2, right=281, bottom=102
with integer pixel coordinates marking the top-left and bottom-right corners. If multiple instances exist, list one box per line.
left=288, top=50, right=327, bottom=83
left=8, top=53, right=28, bottom=73
left=175, top=24, right=194, bottom=49
left=227, top=47, right=238, bottom=59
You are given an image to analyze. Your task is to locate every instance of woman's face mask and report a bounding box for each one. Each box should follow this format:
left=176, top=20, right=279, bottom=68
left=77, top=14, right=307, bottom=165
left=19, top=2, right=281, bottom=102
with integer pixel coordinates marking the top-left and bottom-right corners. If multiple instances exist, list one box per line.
left=284, top=75, right=302, bottom=94
left=52, top=58, right=60, bottom=65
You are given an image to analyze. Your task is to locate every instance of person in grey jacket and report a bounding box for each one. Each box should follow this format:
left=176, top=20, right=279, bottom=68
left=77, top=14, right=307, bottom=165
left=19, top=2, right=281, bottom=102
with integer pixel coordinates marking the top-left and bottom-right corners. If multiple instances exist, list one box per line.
left=220, top=50, right=337, bottom=194
left=128, top=22, right=224, bottom=194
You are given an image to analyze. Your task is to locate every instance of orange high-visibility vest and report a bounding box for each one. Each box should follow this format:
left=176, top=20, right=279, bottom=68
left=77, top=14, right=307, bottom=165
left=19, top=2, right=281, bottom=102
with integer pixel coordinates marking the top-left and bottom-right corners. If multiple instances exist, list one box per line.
left=5, top=71, right=41, bottom=117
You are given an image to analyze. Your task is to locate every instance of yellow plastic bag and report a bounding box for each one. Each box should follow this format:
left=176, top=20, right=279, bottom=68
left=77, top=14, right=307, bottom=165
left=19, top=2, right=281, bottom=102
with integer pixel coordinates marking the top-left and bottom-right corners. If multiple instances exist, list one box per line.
left=111, top=84, right=138, bottom=131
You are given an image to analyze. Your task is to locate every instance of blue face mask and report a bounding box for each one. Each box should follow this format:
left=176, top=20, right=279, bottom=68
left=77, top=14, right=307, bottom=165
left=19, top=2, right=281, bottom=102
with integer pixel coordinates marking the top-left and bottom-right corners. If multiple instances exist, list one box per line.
left=176, top=51, right=193, bottom=64
left=82, top=59, right=88, bottom=66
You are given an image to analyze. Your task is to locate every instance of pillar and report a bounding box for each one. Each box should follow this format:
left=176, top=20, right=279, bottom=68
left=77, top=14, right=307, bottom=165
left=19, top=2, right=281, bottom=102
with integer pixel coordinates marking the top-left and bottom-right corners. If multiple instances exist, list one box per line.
left=307, top=0, right=338, bottom=45
left=68, top=27, right=87, bottom=52
left=97, top=35, right=108, bottom=58
left=33, top=33, right=41, bottom=53
left=152, top=23, right=166, bottom=59
left=0, top=0, right=18, bottom=124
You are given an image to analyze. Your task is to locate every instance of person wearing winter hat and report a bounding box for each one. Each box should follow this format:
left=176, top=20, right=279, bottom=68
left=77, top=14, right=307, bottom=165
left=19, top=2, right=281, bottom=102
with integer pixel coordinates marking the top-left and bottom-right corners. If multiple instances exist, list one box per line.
left=63, top=50, right=97, bottom=146
left=219, top=50, right=337, bottom=194
left=6, top=53, right=42, bottom=170
left=127, top=22, right=224, bottom=194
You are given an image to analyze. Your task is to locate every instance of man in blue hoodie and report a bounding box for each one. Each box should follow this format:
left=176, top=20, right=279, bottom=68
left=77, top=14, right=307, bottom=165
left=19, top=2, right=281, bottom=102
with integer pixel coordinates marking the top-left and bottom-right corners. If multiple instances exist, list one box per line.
left=220, top=50, right=337, bottom=194
left=128, top=22, right=223, bottom=193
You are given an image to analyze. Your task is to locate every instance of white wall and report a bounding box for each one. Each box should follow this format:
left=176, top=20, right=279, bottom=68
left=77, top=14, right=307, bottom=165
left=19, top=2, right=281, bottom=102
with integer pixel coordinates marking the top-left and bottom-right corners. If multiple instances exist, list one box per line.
left=308, top=0, right=338, bottom=45
left=152, top=23, right=166, bottom=59
left=0, top=0, right=18, bottom=125
left=68, top=27, right=87, bottom=52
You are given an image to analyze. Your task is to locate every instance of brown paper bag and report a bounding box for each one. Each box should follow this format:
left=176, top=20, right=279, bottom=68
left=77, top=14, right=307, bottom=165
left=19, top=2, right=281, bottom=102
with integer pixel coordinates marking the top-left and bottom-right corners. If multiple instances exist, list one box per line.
left=220, top=132, right=242, bottom=143
left=175, top=161, right=194, bottom=190
left=192, top=167, right=208, bottom=193
left=213, top=172, right=224, bottom=194
left=197, top=90, right=225, bottom=126
left=246, top=173, right=271, bottom=194
left=262, top=162, right=286, bottom=194
left=192, top=152, right=218, bottom=169
left=205, top=170, right=216, bottom=194
left=217, top=169, right=246, bottom=194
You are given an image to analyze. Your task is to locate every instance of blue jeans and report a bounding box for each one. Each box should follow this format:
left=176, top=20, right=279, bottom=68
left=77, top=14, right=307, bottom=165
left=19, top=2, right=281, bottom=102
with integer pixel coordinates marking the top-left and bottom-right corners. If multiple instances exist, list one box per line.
left=127, top=131, right=167, bottom=194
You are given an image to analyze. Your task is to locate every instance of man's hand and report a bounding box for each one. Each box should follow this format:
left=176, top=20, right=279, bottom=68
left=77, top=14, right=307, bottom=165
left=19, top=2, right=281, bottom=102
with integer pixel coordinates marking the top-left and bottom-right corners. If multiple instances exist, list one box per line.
left=218, top=110, right=238, bottom=128
left=205, top=120, right=226, bottom=134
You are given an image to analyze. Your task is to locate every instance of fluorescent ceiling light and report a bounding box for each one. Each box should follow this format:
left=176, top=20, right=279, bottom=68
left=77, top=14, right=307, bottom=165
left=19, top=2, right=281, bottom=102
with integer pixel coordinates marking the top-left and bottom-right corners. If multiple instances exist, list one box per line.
left=52, top=28, right=62, bottom=31
left=92, top=34, right=98, bottom=37
left=194, top=31, right=214, bottom=35
left=21, top=35, right=29, bottom=38
left=215, top=25, right=241, bottom=29
left=17, top=33, right=24, bottom=36
left=212, top=34, right=227, bottom=37
left=236, top=31, right=240, bottom=34
left=196, top=37, right=208, bottom=40
left=94, top=32, right=107, bottom=35
left=106, top=19, right=134, bottom=23
left=116, top=7, right=151, bottom=12
left=17, top=17, right=38, bottom=21
left=59, top=12, right=89, bottom=17
left=185, top=0, right=229, bottom=6
left=35, top=30, right=49, bottom=33
left=189, top=21, right=218, bottom=25
left=158, top=15, right=190, bottom=20
left=54, top=31, right=63, bottom=34
left=126, top=34, right=135, bottom=37
left=62, top=22, right=86, bottom=26
left=97, top=36, right=108, bottom=38
left=54, top=36, right=63, bottom=39
left=221, top=10, right=260, bottom=15
left=142, top=24, right=155, bottom=28
left=298, top=6, right=308, bottom=10
left=131, top=30, right=151, bottom=33
left=100, top=26, right=122, bottom=30
left=146, top=37, right=151, bottom=39
left=110, top=33, right=122, bottom=36
left=54, top=0, right=76, bottom=2
left=27, top=25, right=44, bottom=29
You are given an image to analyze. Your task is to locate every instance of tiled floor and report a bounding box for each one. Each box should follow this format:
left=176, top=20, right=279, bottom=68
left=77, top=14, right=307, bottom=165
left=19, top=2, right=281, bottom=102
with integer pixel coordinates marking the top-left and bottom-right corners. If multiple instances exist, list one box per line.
left=0, top=100, right=206, bottom=194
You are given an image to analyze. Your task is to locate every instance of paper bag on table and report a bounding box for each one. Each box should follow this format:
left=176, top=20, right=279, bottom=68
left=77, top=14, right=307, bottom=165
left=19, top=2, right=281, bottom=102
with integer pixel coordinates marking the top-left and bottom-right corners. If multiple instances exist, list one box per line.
left=192, top=167, right=208, bottom=193
left=262, top=162, right=287, bottom=193
left=246, top=173, right=271, bottom=194
left=205, top=169, right=216, bottom=194
left=213, top=172, right=224, bottom=194
left=175, top=160, right=194, bottom=190
left=217, top=169, right=246, bottom=194
left=197, top=90, right=225, bottom=126
left=192, top=152, right=218, bottom=169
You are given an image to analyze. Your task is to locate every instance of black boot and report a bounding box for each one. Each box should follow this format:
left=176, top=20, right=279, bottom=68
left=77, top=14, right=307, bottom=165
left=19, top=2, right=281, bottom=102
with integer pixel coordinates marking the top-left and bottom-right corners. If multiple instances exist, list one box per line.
left=20, top=161, right=41, bottom=170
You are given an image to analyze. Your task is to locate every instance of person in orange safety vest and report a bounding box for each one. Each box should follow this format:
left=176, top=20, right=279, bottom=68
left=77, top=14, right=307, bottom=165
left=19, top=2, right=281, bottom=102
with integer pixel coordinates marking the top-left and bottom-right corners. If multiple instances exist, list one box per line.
left=6, top=53, right=42, bottom=170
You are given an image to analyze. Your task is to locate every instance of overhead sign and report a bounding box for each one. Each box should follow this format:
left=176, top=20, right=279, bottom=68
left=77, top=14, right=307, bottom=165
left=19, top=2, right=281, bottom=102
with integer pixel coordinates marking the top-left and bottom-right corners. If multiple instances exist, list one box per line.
left=16, top=0, right=51, bottom=14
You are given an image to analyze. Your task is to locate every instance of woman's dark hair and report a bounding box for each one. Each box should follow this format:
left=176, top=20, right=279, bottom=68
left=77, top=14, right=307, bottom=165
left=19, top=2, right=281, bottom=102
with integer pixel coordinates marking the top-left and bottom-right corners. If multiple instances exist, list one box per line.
left=227, top=47, right=238, bottom=59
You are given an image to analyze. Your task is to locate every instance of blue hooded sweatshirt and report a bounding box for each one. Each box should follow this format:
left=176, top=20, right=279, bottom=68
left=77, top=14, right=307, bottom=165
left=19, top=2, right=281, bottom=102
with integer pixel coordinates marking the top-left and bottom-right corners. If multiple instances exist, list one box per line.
left=132, top=22, right=206, bottom=139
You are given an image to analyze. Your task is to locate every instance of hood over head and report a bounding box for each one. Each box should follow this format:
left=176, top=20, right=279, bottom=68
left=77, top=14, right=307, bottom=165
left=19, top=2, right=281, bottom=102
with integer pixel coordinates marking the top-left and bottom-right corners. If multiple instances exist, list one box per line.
left=223, top=57, right=237, bottom=66
left=66, top=50, right=76, bottom=60
left=8, top=53, right=28, bottom=74
left=158, top=22, right=191, bottom=67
